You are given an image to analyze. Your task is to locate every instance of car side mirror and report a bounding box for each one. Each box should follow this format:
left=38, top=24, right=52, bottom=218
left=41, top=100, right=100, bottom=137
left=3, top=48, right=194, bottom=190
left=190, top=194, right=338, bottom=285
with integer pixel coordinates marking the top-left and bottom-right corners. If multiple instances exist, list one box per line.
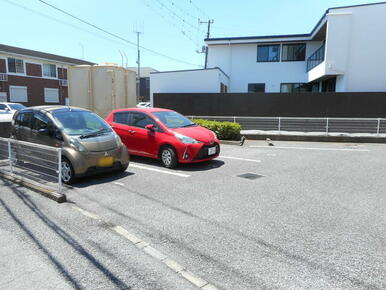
left=145, top=124, right=155, bottom=131
left=55, top=130, right=64, bottom=141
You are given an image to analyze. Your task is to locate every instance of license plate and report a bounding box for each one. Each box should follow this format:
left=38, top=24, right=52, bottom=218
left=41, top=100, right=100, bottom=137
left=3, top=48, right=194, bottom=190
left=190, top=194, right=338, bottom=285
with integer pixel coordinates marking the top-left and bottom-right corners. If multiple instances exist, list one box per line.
left=97, top=156, right=113, bottom=167
left=208, top=146, right=216, bottom=155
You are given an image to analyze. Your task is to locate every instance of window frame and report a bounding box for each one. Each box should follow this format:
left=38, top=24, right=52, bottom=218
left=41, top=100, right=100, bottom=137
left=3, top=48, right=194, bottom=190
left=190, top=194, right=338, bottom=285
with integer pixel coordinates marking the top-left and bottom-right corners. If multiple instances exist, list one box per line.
left=257, top=44, right=281, bottom=63
left=31, top=111, right=52, bottom=131
left=248, top=83, right=266, bottom=93
left=44, top=88, right=60, bottom=103
left=130, top=112, right=157, bottom=129
left=113, top=111, right=131, bottom=126
left=9, top=85, right=28, bottom=103
left=7, top=57, right=25, bottom=75
left=280, top=82, right=320, bottom=93
left=43, top=63, right=57, bottom=78
left=281, top=43, right=306, bottom=62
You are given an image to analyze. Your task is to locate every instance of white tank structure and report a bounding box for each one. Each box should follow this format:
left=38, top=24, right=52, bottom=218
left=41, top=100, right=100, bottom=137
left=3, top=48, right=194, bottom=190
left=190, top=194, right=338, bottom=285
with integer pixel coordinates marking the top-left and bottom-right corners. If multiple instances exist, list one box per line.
left=68, top=63, right=136, bottom=118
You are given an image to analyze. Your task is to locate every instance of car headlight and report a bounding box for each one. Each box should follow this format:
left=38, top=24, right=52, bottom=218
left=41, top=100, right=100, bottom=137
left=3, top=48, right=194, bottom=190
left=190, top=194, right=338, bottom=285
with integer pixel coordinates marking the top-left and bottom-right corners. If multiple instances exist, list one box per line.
left=211, top=130, right=217, bottom=139
left=69, top=137, right=88, bottom=152
left=174, top=132, right=200, bottom=144
left=114, top=133, right=123, bottom=147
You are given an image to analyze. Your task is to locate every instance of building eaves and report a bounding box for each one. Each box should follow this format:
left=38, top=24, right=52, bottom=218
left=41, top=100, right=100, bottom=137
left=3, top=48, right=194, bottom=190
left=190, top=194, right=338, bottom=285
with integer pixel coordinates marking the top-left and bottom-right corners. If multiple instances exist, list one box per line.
left=0, top=44, right=95, bottom=65
left=150, top=67, right=230, bottom=79
left=206, top=1, right=386, bottom=43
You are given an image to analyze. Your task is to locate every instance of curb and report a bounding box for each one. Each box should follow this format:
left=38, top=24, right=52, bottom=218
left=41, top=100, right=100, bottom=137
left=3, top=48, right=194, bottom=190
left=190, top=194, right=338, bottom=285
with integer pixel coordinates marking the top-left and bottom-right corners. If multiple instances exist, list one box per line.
left=243, top=134, right=386, bottom=144
left=0, top=171, right=66, bottom=203
left=220, top=140, right=241, bottom=146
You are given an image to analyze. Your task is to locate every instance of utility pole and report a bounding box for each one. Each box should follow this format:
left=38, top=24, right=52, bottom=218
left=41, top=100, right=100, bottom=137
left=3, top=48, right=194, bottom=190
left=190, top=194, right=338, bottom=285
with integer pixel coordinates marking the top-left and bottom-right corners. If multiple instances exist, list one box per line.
left=199, top=19, right=214, bottom=69
left=135, top=31, right=143, bottom=103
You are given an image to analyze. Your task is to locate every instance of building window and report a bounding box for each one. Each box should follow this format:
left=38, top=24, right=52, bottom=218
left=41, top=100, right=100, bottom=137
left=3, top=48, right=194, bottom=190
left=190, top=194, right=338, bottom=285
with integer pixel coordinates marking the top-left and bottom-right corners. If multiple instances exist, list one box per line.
left=220, top=83, right=228, bottom=93
left=43, top=64, right=57, bottom=78
left=282, top=44, right=306, bottom=61
left=257, top=45, right=280, bottom=62
left=248, top=83, right=265, bottom=93
left=8, top=58, right=24, bottom=74
left=10, top=86, right=28, bottom=102
left=280, top=83, right=319, bottom=93
left=44, top=88, right=59, bottom=103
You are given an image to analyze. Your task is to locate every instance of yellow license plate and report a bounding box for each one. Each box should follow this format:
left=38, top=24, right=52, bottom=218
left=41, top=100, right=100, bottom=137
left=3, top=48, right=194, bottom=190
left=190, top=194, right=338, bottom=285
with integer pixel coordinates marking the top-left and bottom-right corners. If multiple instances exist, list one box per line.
left=97, top=157, right=113, bottom=167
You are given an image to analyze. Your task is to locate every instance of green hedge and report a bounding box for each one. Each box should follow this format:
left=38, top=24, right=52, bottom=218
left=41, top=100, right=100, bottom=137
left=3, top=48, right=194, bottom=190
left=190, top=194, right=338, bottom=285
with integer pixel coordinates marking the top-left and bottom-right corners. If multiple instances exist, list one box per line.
left=193, top=119, right=241, bottom=141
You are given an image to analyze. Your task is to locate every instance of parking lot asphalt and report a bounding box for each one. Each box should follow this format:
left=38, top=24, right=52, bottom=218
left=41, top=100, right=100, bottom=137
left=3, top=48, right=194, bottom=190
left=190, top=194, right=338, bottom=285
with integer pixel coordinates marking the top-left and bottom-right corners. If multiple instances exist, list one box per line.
left=1, top=140, right=385, bottom=289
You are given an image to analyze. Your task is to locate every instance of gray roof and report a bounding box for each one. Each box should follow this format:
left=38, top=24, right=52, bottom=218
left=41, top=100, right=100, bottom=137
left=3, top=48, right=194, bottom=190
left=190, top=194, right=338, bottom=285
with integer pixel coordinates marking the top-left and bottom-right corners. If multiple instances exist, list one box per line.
left=0, top=44, right=95, bottom=65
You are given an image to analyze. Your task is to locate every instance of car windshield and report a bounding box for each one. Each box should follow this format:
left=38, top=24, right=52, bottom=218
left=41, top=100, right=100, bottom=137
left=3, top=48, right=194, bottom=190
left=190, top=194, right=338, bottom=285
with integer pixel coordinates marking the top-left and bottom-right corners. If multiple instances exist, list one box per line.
left=53, top=110, right=112, bottom=136
left=8, top=104, right=25, bottom=111
left=153, top=111, right=196, bottom=129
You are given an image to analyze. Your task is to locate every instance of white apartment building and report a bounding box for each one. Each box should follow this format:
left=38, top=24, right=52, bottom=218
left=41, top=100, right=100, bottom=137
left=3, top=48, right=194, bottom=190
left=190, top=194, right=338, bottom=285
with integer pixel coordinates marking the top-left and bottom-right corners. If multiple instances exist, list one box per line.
left=151, top=2, right=386, bottom=98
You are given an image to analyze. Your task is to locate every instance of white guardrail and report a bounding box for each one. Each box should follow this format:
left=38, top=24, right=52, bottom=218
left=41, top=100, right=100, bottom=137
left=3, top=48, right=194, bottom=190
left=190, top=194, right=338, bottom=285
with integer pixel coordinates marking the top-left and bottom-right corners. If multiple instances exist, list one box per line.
left=0, top=137, right=62, bottom=193
left=187, top=116, right=386, bottom=136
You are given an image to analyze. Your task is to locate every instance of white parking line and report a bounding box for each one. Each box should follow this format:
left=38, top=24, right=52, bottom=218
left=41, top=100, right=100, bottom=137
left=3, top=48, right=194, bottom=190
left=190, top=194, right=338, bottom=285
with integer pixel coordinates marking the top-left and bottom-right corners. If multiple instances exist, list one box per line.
left=220, top=156, right=261, bottom=163
left=72, top=206, right=101, bottom=220
left=129, top=163, right=191, bottom=178
left=73, top=205, right=217, bottom=289
left=249, top=145, right=370, bottom=152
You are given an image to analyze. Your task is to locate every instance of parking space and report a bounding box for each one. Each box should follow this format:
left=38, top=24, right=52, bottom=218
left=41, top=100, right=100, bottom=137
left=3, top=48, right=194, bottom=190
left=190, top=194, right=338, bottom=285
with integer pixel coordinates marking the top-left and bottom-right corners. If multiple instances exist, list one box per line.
left=60, top=140, right=385, bottom=289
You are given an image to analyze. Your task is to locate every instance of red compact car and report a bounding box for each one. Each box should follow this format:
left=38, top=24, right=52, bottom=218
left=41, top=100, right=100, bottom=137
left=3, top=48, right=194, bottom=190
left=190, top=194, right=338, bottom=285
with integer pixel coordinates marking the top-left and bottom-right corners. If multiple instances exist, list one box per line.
left=106, top=108, right=220, bottom=168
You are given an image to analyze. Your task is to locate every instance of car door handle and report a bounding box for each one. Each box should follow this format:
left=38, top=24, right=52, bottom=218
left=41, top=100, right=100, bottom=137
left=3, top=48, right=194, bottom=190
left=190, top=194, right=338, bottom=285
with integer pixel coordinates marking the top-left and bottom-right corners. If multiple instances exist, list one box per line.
left=128, top=130, right=136, bottom=135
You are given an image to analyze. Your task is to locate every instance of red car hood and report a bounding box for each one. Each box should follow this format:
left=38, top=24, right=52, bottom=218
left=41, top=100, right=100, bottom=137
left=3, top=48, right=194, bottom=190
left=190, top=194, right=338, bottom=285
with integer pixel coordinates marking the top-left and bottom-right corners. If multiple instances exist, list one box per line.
left=170, top=126, right=215, bottom=143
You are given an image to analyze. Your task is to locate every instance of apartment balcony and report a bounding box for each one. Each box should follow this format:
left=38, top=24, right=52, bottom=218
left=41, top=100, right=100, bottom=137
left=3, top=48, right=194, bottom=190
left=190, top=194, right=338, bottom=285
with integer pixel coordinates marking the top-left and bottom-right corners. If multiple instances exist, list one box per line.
left=307, top=45, right=325, bottom=72
left=307, top=44, right=330, bottom=82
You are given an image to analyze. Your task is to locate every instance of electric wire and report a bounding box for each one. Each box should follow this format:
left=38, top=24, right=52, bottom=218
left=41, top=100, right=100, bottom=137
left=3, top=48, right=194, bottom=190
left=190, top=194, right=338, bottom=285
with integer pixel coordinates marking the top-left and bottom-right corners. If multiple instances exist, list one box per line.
left=36, top=0, right=202, bottom=67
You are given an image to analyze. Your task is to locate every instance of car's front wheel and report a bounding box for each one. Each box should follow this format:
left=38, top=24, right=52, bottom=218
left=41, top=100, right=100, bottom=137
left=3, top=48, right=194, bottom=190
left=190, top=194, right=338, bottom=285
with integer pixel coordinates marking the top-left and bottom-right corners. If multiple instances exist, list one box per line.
left=61, top=157, right=76, bottom=185
left=160, top=146, right=178, bottom=168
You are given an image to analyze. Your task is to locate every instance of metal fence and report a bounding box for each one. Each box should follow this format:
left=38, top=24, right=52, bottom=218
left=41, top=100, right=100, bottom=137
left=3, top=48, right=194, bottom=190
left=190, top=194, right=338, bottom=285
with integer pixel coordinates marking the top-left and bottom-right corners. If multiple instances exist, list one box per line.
left=0, top=137, right=62, bottom=193
left=187, top=116, right=386, bottom=136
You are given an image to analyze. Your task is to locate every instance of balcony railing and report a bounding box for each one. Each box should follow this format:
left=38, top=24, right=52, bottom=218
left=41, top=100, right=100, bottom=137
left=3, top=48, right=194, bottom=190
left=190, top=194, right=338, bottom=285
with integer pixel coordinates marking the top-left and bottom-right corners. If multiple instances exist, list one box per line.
left=307, top=45, right=325, bottom=72
left=0, top=73, right=7, bottom=82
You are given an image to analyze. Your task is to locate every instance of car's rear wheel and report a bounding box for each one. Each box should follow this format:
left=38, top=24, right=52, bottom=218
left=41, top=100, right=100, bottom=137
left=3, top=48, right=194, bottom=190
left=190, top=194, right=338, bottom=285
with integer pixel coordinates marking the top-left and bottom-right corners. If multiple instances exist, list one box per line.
left=61, top=157, right=76, bottom=185
left=160, top=146, right=178, bottom=168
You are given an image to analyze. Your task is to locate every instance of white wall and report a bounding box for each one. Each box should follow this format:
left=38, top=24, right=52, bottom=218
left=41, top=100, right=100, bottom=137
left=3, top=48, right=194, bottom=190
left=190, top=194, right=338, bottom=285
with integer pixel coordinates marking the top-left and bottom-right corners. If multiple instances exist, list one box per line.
left=207, top=41, right=323, bottom=93
left=326, top=4, right=386, bottom=92
left=150, top=69, right=229, bottom=104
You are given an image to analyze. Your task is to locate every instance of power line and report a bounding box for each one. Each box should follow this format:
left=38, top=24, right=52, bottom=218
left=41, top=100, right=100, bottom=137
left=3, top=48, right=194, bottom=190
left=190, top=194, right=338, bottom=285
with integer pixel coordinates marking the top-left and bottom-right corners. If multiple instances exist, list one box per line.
left=149, top=0, right=204, bottom=33
left=142, top=0, right=198, bottom=46
left=36, top=0, right=202, bottom=67
left=187, top=0, right=210, bottom=20
left=165, top=0, right=199, bottom=21
left=3, top=0, right=137, bottom=52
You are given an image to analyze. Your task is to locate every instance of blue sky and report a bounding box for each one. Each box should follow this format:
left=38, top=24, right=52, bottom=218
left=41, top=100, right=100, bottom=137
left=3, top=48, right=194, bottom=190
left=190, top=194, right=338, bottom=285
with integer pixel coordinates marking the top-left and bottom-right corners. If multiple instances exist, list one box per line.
left=0, top=0, right=381, bottom=71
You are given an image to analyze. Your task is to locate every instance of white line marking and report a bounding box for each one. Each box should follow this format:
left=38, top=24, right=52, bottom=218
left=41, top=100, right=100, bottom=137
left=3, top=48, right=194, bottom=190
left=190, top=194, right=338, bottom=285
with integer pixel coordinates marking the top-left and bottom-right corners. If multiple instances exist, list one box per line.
left=72, top=206, right=218, bottom=289
left=143, top=246, right=167, bottom=261
left=220, top=156, right=261, bottom=163
left=249, top=145, right=370, bottom=152
left=180, top=270, right=208, bottom=288
left=130, top=163, right=190, bottom=177
left=72, top=206, right=100, bottom=220
left=113, top=182, right=125, bottom=186
left=111, top=225, right=142, bottom=244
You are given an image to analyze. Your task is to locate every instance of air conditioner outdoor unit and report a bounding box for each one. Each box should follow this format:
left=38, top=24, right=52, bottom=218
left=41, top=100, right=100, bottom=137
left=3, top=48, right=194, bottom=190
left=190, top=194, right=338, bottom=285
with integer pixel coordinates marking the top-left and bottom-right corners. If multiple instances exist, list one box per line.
left=59, top=79, right=68, bottom=86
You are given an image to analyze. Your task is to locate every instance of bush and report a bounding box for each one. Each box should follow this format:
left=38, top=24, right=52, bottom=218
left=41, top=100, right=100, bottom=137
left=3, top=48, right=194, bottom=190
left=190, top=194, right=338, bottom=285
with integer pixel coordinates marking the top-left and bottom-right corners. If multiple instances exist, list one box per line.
left=193, top=119, right=241, bottom=141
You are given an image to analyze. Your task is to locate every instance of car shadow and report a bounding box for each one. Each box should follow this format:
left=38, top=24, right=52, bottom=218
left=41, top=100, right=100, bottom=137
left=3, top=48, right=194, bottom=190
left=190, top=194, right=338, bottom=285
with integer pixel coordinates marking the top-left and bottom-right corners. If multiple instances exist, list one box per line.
left=130, top=155, right=225, bottom=172
left=72, top=171, right=134, bottom=188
